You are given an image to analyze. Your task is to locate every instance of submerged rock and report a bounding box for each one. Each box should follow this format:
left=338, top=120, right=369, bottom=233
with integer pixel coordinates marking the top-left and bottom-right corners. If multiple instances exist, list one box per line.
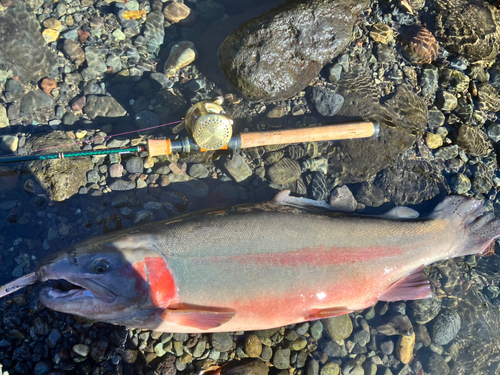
left=0, top=0, right=57, bottom=82
left=218, top=0, right=369, bottom=101
left=24, top=132, right=93, bottom=201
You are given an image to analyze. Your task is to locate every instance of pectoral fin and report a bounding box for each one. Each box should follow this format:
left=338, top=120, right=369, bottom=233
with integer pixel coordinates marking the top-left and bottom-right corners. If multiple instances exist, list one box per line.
left=378, top=266, right=431, bottom=302
left=159, top=303, right=236, bottom=330
left=307, top=306, right=353, bottom=320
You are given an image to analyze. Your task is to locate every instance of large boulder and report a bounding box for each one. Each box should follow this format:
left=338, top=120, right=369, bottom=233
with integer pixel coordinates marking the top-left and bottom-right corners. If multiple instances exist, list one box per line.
left=25, top=132, right=93, bottom=202
left=218, top=0, right=369, bottom=101
left=0, top=0, right=57, bottom=83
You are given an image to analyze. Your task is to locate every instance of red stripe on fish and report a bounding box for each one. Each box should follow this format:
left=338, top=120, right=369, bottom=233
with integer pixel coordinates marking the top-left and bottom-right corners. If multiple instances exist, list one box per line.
left=144, top=257, right=178, bottom=307
left=191, top=245, right=403, bottom=268
left=130, top=257, right=178, bottom=307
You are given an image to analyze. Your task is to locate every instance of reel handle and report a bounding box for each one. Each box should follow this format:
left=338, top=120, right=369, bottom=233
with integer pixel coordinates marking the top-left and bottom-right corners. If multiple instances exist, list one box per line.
left=239, top=121, right=379, bottom=149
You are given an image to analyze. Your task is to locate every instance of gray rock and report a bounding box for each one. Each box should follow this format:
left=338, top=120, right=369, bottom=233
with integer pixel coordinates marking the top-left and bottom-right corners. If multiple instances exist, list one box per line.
left=436, top=91, right=458, bottom=111
left=427, top=106, right=445, bottom=129
left=150, top=73, right=173, bottom=89
left=329, top=185, right=357, bottom=212
left=224, top=153, right=252, bottom=182
left=273, top=348, right=291, bottom=370
left=472, top=176, right=493, bottom=194
left=328, top=63, right=343, bottom=84
left=218, top=0, right=368, bottom=100
left=109, top=163, right=124, bottom=178
left=431, top=309, right=460, bottom=345
left=267, top=158, right=301, bottom=185
left=420, top=66, right=439, bottom=99
left=85, top=46, right=107, bottom=75
left=323, top=314, right=353, bottom=341
left=310, top=320, right=323, bottom=340
left=422, top=352, right=450, bottom=375
left=125, top=157, right=144, bottom=173
left=310, top=87, right=344, bottom=116
left=487, top=122, right=500, bottom=142
left=307, top=359, right=319, bottom=375
left=62, top=112, right=77, bottom=125
left=311, top=172, right=328, bottom=200
left=0, top=105, right=10, bottom=127
left=87, top=170, right=100, bottom=184
left=373, top=158, right=447, bottom=205
left=188, top=164, right=209, bottom=179
left=63, top=40, right=85, bottom=66
left=434, top=145, right=459, bottom=160
left=84, top=95, right=127, bottom=119
left=143, top=10, right=164, bottom=55
left=450, top=173, right=471, bottom=195
left=0, top=0, right=57, bottom=82
left=24, top=132, right=93, bottom=201
left=109, top=179, right=136, bottom=191
left=19, top=90, right=54, bottom=116
left=380, top=339, right=394, bottom=355
left=211, top=332, right=234, bottom=352
left=1, top=135, right=18, bottom=152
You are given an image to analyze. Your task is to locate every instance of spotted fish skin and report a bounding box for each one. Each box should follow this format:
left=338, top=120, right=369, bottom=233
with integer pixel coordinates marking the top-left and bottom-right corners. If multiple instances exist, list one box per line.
left=34, top=193, right=500, bottom=333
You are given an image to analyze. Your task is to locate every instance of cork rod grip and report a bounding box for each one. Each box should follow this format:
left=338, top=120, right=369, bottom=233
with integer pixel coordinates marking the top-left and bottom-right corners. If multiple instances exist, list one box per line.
left=240, top=121, right=378, bottom=149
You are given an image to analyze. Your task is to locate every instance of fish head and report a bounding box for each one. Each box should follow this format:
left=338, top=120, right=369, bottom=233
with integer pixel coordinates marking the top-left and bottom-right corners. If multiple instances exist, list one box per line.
left=36, top=233, right=174, bottom=327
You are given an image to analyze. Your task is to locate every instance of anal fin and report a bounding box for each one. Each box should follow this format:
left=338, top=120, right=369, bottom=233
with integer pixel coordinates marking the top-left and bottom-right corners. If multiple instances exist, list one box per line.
left=379, top=266, right=432, bottom=302
left=307, top=306, right=352, bottom=320
left=159, top=303, right=236, bottom=330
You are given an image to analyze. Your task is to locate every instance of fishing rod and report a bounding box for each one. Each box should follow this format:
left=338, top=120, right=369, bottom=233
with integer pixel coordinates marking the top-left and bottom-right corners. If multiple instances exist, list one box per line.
left=0, top=98, right=380, bottom=164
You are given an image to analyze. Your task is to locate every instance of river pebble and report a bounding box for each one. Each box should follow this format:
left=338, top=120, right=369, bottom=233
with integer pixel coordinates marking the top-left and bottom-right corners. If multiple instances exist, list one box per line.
left=273, top=348, right=290, bottom=370
left=323, top=314, right=353, bottom=341
left=431, top=309, right=461, bottom=345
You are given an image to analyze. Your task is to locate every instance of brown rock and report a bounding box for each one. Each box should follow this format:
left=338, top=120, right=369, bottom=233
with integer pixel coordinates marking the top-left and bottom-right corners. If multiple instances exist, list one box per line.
left=78, top=29, right=91, bottom=44
left=400, top=26, right=439, bottom=64
left=71, top=96, right=86, bottom=111
left=163, top=2, right=195, bottom=24
left=63, top=39, right=86, bottom=66
left=244, top=334, right=262, bottom=358
left=41, top=77, right=57, bottom=95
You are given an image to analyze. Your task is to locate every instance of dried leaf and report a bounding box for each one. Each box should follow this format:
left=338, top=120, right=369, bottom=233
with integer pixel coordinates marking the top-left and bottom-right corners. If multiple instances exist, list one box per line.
left=122, top=10, right=147, bottom=20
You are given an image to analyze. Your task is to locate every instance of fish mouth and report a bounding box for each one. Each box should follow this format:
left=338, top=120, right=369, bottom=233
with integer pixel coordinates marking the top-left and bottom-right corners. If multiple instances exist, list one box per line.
left=39, top=278, right=116, bottom=304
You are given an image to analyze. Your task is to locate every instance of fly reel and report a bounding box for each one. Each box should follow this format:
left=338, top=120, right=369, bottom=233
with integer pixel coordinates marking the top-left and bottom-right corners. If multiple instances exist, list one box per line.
left=184, top=98, right=234, bottom=151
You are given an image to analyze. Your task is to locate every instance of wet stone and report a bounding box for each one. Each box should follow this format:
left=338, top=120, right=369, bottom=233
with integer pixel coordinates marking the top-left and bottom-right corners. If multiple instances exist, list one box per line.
left=267, top=158, right=301, bottom=185
left=310, top=87, right=344, bottom=116
left=329, top=185, right=357, bottom=212
left=434, top=145, right=458, bottom=160
left=321, top=362, right=340, bottom=375
left=472, top=176, right=492, bottom=194
left=273, top=348, right=291, bottom=370
left=450, top=174, right=471, bottom=195
left=380, top=339, right=394, bottom=355
left=431, top=309, right=460, bottom=345
left=224, top=153, right=252, bottom=182
left=308, top=359, right=319, bottom=375
left=422, top=352, right=450, bottom=375
left=85, top=46, right=107, bottom=75
left=84, top=95, right=127, bottom=119
left=125, top=157, right=143, bottom=173
left=311, top=172, right=328, bottom=200
left=420, top=67, right=439, bottom=99
left=192, top=338, right=206, bottom=357
left=244, top=334, right=262, bottom=358
left=73, top=344, right=90, bottom=357
left=323, top=314, right=353, bottom=341
left=188, top=164, right=209, bottom=179
left=425, top=132, right=443, bottom=149
left=123, top=349, right=138, bottom=364
left=436, top=91, right=457, bottom=111
left=48, top=329, right=61, bottom=348
left=63, top=40, right=85, bottom=66
left=487, top=123, right=500, bottom=142
left=310, top=320, right=323, bottom=340
left=109, top=179, right=136, bottom=191
left=33, top=362, right=52, bottom=375
left=19, top=90, right=54, bottom=116
left=109, top=163, right=124, bottom=178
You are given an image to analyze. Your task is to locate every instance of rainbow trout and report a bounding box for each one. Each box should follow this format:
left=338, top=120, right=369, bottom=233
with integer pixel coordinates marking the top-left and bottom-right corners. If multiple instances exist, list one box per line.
left=1, top=191, right=499, bottom=333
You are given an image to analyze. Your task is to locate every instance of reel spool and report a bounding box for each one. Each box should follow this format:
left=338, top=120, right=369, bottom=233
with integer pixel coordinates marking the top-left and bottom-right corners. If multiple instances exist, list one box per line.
left=184, top=98, right=234, bottom=151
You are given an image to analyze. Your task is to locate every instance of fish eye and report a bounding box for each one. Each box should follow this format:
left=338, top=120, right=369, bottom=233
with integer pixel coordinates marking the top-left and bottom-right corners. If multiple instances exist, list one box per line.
left=92, top=259, right=110, bottom=274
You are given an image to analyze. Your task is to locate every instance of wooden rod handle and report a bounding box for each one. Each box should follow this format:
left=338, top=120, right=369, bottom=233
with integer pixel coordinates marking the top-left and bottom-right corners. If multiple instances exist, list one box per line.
left=239, top=121, right=379, bottom=149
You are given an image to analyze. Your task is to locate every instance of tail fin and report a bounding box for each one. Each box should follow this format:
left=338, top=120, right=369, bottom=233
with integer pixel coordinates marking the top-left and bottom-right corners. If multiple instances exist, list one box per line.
left=430, top=196, right=500, bottom=257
